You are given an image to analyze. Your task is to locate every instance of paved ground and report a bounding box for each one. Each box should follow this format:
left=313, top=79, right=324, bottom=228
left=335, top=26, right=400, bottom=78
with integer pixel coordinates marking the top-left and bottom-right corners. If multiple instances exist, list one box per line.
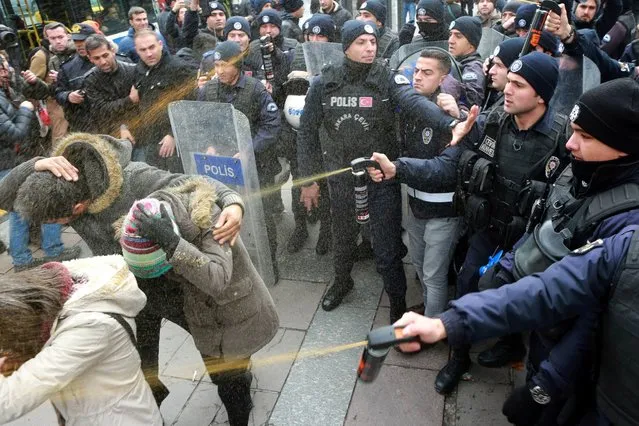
left=1, top=181, right=521, bottom=426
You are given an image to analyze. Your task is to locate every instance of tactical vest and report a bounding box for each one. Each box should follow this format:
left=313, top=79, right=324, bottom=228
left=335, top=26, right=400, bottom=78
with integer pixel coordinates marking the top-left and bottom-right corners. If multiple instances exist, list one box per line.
left=597, top=227, right=639, bottom=426
left=202, top=76, right=261, bottom=137
left=377, top=28, right=398, bottom=59
left=317, top=62, right=398, bottom=172
left=512, top=165, right=639, bottom=279
left=461, top=110, right=568, bottom=243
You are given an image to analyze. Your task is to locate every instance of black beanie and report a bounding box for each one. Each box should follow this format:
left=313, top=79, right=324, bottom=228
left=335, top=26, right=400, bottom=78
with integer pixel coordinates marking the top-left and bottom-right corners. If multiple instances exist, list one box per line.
left=214, top=40, right=243, bottom=65
left=206, top=1, right=228, bottom=17
left=257, top=9, right=282, bottom=29
left=416, top=0, right=445, bottom=23
left=515, top=4, right=536, bottom=30
left=502, top=0, right=523, bottom=15
left=359, top=0, right=387, bottom=26
left=449, top=16, right=482, bottom=48
left=493, top=36, right=525, bottom=68
left=569, top=79, right=639, bottom=156
left=283, top=0, right=304, bottom=13
left=508, top=51, right=558, bottom=104
left=341, top=19, right=377, bottom=51
left=224, top=17, right=251, bottom=37
left=303, top=14, right=336, bottom=40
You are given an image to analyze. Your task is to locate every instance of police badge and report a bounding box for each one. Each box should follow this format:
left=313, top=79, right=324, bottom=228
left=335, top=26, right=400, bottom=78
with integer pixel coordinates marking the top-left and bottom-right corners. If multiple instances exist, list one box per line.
left=545, top=155, right=560, bottom=178
left=422, top=127, right=433, bottom=145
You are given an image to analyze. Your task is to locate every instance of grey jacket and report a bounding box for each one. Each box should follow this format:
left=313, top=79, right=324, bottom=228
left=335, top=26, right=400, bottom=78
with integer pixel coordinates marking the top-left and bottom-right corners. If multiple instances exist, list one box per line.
left=136, top=180, right=279, bottom=358
left=0, top=133, right=244, bottom=255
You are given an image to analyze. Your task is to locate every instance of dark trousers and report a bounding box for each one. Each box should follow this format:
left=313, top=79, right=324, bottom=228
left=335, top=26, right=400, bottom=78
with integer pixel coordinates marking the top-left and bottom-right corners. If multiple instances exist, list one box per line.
left=327, top=174, right=407, bottom=302
left=456, top=227, right=501, bottom=297
left=461, top=0, right=473, bottom=16
left=257, top=160, right=279, bottom=268
left=136, top=277, right=253, bottom=426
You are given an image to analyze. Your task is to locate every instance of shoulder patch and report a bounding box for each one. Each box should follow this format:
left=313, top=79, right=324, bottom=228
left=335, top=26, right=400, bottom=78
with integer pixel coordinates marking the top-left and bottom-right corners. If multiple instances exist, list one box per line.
left=572, top=239, right=603, bottom=254
left=462, top=71, right=478, bottom=81
left=422, top=127, right=433, bottom=145
left=266, top=102, right=278, bottom=112
left=603, top=34, right=611, bottom=43
left=394, top=74, right=410, bottom=85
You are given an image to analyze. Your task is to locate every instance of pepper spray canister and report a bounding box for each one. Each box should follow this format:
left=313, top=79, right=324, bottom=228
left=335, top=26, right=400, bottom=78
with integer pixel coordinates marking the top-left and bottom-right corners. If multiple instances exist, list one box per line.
left=350, top=157, right=382, bottom=225
left=260, top=35, right=275, bottom=81
left=357, top=325, right=421, bottom=382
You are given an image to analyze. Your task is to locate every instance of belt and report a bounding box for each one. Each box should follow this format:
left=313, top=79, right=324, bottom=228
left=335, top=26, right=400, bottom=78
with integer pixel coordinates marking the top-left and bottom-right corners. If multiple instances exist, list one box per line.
left=406, top=186, right=454, bottom=203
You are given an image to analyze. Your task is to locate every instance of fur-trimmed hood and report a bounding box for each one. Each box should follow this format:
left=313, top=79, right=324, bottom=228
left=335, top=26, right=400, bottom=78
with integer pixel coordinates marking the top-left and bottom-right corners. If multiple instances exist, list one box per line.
left=113, top=177, right=219, bottom=242
left=52, top=133, right=133, bottom=215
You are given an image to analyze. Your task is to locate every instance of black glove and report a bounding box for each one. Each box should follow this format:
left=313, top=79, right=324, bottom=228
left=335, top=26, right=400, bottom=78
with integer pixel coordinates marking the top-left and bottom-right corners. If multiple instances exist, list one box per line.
left=502, top=385, right=544, bottom=426
left=133, top=203, right=180, bottom=257
left=398, top=21, right=416, bottom=47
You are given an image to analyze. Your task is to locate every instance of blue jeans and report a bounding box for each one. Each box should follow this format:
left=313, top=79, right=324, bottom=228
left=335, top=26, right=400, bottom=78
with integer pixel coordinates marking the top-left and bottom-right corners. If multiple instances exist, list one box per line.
left=403, top=1, right=416, bottom=22
left=0, top=168, right=64, bottom=266
left=406, top=210, right=461, bottom=317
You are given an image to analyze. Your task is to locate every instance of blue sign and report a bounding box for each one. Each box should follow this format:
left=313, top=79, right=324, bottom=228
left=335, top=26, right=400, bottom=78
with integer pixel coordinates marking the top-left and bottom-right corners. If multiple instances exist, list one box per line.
left=194, top=153, right=244, bottom=186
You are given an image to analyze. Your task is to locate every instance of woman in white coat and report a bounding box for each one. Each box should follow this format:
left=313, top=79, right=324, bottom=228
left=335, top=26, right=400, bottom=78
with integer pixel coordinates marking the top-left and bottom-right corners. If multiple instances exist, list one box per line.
left=0, top=255, right=162, bottom=425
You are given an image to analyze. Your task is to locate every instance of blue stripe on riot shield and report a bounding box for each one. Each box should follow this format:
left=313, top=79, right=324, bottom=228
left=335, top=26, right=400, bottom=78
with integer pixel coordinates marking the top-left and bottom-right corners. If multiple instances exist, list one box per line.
left=194, top=153, right=245, bottom=187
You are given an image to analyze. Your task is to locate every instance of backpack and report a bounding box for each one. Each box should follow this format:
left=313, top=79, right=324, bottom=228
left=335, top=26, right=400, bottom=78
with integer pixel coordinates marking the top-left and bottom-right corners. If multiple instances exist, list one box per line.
left=27, top=46, right=51, bottom=77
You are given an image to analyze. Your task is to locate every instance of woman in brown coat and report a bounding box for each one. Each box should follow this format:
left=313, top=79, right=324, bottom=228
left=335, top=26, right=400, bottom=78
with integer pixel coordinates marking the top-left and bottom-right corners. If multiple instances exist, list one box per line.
left=117, top=177, right=279, bottom=426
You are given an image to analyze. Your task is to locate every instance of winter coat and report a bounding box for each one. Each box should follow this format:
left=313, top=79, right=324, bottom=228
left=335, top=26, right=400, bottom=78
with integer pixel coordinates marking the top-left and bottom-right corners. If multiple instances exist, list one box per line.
left=0, top=76, right=49, bottom=171
left=134, top=53, right=197, bottom=147
left=320, top=1, right=352, bottom=39
left=84, top=60, right=138, bottom=134
left=54, top=54, right=94, bottom=132
left=0, top=255, right=162, bottom=426
left=118, top=179, right=279, bottom=357
left=0, top=133, right=245, bottom=255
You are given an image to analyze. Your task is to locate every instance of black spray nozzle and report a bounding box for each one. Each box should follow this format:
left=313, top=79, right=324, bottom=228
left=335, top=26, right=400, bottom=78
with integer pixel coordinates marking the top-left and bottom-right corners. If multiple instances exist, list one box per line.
left=366, top=325, right=421, bottom=350
left=350, top=157, right=381, bottom=175
left=357, top=326, right=422, bottom=382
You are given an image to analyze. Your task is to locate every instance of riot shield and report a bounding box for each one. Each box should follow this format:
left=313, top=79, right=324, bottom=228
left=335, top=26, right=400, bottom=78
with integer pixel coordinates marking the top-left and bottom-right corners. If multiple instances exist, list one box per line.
left=168, top=101, right=276, bottom=287
left=476, top=28, right=507, bottom=60
left=303, top=42, right=344, bottom=76
left=389, top=41, right=463, bottom=85
left=549, top=55, right=600, bottom=116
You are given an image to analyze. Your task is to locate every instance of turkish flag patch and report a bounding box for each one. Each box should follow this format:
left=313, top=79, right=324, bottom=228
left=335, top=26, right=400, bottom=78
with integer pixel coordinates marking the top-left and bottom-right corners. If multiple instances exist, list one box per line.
left=359, top=97, right=373, bottom=108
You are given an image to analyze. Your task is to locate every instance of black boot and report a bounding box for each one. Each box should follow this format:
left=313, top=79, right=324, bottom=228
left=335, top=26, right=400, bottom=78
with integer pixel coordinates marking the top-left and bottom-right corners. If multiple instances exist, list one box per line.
left=435, top=346, right=471, bottom=395
left=287, top=221, right=308, bottom=253
left=322, top=276, right=354, bottom=311
left=218, top=371, right=253, bottom=426
left=477, top=334, right=526, bottom=368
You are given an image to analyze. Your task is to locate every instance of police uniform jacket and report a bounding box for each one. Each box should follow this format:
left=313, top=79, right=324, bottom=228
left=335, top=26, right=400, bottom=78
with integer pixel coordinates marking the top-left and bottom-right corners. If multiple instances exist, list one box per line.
left=297, top=58, right=454, bottom=179
left=377, top=27, right=400, bottom=60
left=198, top=72, right=281, bottom=162
left=456, top=52, right=485, bottom=107
left=54, top=54, right=94, bottom=132
left=84, top=60, right=138, bottom=134
left=397, top=89, right=461, bottom=219
left=281, top=14, right=304, bottom=43
left=245, top=38, right=295, bottom=106
left=440, top=224, right=639, bottom=426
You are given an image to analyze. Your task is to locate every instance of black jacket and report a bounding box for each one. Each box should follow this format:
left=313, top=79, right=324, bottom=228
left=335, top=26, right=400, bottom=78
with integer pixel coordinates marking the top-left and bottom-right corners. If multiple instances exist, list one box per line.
left=135, top=53, right=197, bottom=147
left=84, top=60, right=138, bottom=134
left=0, top=77, right=49, bottom=170
left=55, top=54, right=94, bottom=131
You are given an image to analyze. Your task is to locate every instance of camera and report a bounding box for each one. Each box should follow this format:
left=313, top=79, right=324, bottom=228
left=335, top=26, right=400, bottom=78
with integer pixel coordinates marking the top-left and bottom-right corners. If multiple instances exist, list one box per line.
left=0, top=25, right=18, bottom=50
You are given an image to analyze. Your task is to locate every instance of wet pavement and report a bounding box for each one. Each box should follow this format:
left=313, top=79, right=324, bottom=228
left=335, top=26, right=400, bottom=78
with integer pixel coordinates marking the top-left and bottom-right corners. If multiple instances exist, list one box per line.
left=1, top=181, right=521, bottom=426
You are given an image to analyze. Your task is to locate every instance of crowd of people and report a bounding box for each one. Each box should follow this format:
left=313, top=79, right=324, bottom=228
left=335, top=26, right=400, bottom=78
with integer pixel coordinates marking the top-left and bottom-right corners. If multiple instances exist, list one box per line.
left=0, top=0, right=637, bottom=424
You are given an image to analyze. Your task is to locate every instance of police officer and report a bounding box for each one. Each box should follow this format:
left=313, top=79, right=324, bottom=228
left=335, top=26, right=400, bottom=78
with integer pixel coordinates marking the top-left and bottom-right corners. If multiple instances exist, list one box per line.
left=448, top=16, right=486, bottom=108
left=199, top=40, right=282, bottom=280
left=476, top=78, right=639, bottom=425
left=286, top=14, right=336, bottom=256
left=297, top=20, right=458, bottom=318
left=436, top=52, right=570, bottom=395
left=483, top=37, right=525, bottom=112
left=356, top=0, right=400, bottom=60
left=397, top=0, right=450, bottom=48
left=395, top=224, right=639, bottom=426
